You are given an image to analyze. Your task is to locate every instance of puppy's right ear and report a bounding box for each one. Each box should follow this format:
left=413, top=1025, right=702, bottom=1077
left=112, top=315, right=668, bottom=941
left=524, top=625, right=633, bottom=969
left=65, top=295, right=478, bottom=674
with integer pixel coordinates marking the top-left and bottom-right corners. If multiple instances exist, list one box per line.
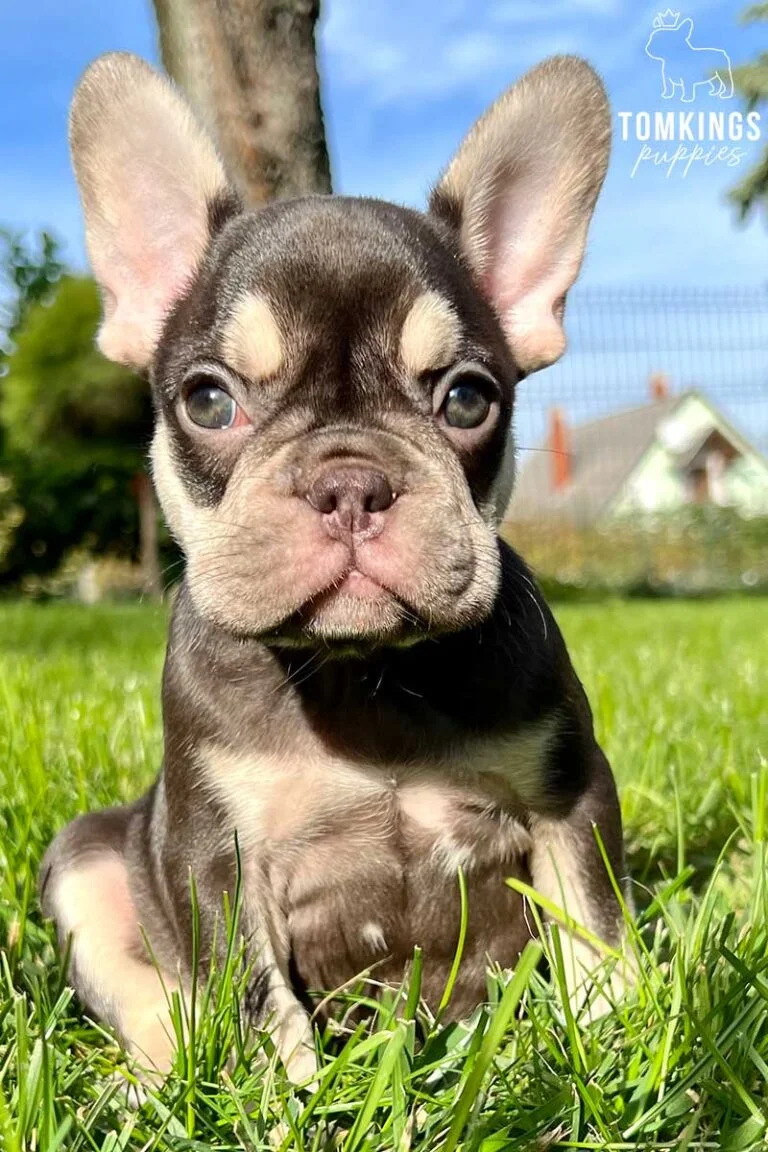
left=70, top=52, right=234, bottom=369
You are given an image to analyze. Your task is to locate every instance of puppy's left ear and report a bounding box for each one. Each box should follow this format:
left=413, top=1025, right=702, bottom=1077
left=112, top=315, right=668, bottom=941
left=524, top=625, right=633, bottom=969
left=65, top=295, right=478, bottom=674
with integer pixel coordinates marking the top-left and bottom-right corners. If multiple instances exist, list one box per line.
left=430, top=56, right=610, bottom=374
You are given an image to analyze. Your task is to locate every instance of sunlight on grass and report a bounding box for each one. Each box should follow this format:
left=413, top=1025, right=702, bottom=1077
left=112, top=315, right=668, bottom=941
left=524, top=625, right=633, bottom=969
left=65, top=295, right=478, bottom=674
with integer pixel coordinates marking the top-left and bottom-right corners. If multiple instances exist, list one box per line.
left=0, top=598, right=766, bottom=1149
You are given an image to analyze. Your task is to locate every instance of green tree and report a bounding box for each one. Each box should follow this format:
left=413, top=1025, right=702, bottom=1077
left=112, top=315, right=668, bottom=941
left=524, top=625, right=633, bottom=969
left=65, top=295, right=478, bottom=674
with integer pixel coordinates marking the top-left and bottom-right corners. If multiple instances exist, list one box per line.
left=1, top=275, right=162, bottom=595
left=730, top=3, right=768, bottom=220
left=0, top=229, right=63, bottom=355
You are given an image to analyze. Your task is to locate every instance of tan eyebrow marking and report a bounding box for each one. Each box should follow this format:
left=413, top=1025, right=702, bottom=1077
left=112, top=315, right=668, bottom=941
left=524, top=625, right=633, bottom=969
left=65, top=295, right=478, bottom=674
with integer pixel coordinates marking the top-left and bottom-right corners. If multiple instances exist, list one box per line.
left=399, top=290, right=461, bottom=377
left=221, top=292, right=284, bottom=380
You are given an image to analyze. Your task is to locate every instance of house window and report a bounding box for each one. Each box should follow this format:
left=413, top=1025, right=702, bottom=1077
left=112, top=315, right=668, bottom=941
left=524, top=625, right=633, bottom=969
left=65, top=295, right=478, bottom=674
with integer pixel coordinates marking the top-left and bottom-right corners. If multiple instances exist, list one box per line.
left=679, top=432, right=738, bottom=507
left=687, top=467, right=709, bottom=504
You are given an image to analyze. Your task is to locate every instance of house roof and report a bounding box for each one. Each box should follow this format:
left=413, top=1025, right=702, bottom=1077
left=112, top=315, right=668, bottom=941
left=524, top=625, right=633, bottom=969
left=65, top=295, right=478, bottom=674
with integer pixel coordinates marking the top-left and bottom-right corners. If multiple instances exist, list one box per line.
left=673, top=425, right=740, bottom=470
left=504, top=393, right=682, bottom=526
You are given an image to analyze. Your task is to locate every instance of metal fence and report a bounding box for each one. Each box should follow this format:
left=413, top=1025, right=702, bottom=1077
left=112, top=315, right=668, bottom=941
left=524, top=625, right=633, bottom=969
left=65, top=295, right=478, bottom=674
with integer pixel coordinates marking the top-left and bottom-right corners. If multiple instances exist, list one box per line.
left=500, top=287, right=768, bottom=593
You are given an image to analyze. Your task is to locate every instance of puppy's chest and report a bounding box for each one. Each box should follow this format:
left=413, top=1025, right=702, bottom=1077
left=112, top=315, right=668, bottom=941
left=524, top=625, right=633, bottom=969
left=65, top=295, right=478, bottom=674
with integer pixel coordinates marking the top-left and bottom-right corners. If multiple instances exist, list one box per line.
left=201, top=724, right=550, bottom=1002
left=201, top=724, right=551, bottom=867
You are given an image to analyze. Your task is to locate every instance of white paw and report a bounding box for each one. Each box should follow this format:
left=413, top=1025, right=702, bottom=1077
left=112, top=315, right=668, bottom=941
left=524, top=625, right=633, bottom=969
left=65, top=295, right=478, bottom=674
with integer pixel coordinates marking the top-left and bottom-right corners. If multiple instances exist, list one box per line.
left=282, top=1036, right=318, bottom=1087
left=568, top=950, right=634, bottom=1024
left=277, top=1006, right=318, bottom=1086
left=102, top=1070, right=150, bottom=1111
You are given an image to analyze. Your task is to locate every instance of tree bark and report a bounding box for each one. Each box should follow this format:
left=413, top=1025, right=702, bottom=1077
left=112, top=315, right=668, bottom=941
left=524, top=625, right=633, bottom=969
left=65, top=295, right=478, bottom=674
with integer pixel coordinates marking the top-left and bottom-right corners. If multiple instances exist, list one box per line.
left=134, top=470, right=162, bottom=601
left=152, top=0, right=332, bottom=205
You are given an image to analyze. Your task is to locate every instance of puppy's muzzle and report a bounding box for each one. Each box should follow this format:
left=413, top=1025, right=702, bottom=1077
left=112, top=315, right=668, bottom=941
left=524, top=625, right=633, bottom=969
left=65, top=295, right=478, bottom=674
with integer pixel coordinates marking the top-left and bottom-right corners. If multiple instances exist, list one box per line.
left=304, top=465, right=396, bottom=543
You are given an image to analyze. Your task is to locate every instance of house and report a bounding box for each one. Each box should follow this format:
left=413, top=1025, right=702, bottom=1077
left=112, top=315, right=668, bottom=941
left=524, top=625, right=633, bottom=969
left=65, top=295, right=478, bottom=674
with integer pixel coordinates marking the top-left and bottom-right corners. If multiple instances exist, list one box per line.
left=504, top=378, right=768, bottom=527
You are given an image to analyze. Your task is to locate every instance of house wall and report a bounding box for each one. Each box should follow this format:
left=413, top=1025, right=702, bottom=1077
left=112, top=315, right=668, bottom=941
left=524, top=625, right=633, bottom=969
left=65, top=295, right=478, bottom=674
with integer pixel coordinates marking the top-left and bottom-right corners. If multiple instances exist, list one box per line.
left=608, top=393, right=768, bottom=518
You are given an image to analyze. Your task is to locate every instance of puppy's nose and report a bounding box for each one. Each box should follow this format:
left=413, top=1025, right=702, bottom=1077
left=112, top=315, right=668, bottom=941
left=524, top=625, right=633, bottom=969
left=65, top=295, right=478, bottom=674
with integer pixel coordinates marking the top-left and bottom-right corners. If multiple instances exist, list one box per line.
left=306, top=467, right=395, bottom=536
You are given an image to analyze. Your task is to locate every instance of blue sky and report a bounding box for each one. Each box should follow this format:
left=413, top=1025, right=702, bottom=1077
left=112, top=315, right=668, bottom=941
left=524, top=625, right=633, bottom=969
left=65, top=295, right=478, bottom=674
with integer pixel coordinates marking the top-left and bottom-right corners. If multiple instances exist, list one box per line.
left=0, top=0, right=764, bottom=286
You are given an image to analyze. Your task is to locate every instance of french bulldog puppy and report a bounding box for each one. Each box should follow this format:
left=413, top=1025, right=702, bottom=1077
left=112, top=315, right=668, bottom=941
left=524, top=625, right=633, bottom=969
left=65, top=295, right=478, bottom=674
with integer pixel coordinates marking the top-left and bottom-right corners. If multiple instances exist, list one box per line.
left=41, top=52, right=627, bottom=1082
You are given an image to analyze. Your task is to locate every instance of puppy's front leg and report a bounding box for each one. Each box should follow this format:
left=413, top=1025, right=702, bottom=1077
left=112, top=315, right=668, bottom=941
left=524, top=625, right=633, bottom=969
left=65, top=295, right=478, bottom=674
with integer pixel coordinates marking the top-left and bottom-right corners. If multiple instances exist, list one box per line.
left=240, top=875, right=317, bottom=1085
left=528, top=745, right=630, bottom=1019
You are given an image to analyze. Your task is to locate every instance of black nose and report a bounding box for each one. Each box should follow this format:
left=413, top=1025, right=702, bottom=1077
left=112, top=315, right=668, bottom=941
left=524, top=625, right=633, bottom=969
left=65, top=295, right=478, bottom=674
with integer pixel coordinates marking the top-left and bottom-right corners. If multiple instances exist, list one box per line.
left=306, top=466, right=395, bottom=534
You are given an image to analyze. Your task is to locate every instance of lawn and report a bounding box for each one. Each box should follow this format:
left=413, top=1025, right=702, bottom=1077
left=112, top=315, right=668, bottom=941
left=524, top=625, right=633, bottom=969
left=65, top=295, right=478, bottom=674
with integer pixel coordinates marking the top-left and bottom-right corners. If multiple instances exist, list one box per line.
left=0, top=597, right=766, bottom=1150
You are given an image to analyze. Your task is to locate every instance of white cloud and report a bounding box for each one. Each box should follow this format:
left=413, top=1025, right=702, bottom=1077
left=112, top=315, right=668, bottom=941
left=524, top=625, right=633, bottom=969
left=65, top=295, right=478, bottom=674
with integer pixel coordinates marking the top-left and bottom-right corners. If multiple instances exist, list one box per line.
left=490, top=0, right=621, bottom=24
left=321, top=0, right=590, bottom=105
left=444, top=31, right=505, bottom=74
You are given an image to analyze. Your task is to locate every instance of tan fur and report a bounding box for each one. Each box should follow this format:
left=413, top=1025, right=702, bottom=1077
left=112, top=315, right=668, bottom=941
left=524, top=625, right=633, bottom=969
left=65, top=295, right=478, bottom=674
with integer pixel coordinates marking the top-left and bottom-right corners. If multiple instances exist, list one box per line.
left=529, top=818, right=629, bottom=1018
left=221, top=293, right=285, bottom=382
left=483, top=719, right=558, bottom=807
left=361, top=922, right=388, bottom=953
left=150, top=420, right=194, bottom=545
left=399, top=291, right=461, bottom=378
left=52, top=857, right=179, bottom=1071
left=199, top=718, right=555, bottom=851
left=199, top=740, right=385, bottom=850
left=272, top=992, right=317, bottom=1084
left=197, top=723, right=549, bottom=1018
left=224, top=852, right=318, bottom=1083
left=488, top=434, right=518, bottom=526
left=198, top=718, right=554, bottom=908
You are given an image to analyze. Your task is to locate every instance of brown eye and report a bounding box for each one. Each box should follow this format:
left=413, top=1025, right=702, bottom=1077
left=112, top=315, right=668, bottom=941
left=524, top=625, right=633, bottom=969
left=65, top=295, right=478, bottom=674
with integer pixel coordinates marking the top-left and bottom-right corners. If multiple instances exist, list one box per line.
left=442, top=381, right=491, bottom=429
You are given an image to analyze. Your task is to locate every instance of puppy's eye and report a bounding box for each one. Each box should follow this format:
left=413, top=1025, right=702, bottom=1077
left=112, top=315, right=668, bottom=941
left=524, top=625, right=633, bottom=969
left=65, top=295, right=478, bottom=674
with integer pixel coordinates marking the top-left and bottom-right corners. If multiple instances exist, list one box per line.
left=441, top=378, right=492, bottom=429
left=185, top=379, right=241, bottom=429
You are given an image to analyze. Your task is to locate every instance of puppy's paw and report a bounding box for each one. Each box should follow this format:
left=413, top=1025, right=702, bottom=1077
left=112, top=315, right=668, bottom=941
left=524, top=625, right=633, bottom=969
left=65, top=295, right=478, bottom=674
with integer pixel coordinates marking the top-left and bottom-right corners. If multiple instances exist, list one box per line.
left=124, top=1005, right=177, bottom=1082
left=567, top=945, right=636, bottom=1024
left=102, top=1070, right=150, bottom=1112
left=284, top=1040, right=319, bottom=1087
left=277, top=1007, right=318, bottom=1087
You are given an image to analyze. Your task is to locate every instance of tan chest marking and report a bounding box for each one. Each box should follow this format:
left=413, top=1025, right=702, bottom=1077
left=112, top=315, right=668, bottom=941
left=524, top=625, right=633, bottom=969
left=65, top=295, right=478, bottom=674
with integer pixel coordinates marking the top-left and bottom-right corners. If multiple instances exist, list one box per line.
left=198, top=716, right=555, bottom=866
left=199, top=741, right=386, bottom=848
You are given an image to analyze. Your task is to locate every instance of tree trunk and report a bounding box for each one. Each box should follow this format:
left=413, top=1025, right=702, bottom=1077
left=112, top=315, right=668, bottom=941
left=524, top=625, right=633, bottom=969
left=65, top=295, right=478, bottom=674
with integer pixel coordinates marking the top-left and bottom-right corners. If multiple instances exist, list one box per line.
left=151, top=0, right=332, bottom=205
left=134, top=470, right=162, bottom=600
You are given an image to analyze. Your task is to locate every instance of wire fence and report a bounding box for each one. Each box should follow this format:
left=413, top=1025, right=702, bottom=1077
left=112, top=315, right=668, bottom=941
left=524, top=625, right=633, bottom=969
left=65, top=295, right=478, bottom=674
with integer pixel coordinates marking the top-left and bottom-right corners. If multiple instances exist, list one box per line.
left=500, top=287, right=768, bottom=593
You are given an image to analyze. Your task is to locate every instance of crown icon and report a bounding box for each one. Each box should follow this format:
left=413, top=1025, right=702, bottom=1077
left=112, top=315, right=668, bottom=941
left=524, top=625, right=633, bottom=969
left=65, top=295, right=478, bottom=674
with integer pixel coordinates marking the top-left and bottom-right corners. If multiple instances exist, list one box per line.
left=652, top=9, right=682, bottom=28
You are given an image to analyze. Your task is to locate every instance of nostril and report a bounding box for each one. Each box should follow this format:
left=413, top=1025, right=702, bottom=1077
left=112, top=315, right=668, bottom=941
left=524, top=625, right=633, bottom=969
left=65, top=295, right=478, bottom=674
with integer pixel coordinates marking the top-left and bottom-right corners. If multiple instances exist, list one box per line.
left=365, top=474, right=394, bottom=514
left=306, top=477, right=338, bottom=515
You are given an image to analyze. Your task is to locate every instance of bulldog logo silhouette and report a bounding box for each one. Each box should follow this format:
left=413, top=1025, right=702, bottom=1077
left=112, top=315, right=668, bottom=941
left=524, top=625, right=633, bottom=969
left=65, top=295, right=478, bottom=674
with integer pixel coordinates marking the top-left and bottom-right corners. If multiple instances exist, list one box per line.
left=645, top=11, right=734, bottom=103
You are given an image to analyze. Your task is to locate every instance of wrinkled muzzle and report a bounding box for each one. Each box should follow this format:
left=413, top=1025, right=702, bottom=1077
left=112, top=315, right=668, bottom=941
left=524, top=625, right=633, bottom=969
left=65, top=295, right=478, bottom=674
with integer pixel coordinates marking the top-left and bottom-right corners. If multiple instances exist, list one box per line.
left=152, top=420, right=502, bottom=649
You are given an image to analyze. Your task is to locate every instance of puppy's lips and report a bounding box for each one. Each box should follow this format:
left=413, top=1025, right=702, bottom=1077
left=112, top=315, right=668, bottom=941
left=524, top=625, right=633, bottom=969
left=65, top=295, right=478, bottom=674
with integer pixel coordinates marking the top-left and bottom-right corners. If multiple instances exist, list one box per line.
left=303, top=564, right=397, bottom=618
left=283, top=560, right=423, bottom=647
left=334, top=568, right=389, bottom=600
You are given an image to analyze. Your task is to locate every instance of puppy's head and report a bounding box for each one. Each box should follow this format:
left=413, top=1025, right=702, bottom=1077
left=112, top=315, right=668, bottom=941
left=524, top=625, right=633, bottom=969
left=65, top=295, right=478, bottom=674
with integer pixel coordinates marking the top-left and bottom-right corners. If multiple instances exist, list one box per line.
left=70, top=53, right=609, bottom=651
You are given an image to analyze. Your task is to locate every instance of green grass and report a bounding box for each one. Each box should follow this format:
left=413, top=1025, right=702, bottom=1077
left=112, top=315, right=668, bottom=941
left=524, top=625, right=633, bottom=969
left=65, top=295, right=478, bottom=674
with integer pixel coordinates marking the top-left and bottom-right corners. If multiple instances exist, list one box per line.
left=0, top=598, right=766, bottom=1150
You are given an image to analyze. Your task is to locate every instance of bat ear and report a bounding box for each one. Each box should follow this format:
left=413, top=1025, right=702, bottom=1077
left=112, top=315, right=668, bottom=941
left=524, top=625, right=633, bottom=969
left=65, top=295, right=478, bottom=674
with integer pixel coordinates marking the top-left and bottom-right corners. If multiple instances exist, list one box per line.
left=70, top=52, right=236, bottom=370
left=430, top=56, right=610, bottom=375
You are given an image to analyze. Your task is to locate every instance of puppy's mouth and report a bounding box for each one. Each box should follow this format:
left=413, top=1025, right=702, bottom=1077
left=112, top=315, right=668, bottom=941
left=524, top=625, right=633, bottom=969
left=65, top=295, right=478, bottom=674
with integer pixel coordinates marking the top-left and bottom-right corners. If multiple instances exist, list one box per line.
left=267, top=560, right=427, bottom=653
left=331, top=568, right=389, bottom=600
